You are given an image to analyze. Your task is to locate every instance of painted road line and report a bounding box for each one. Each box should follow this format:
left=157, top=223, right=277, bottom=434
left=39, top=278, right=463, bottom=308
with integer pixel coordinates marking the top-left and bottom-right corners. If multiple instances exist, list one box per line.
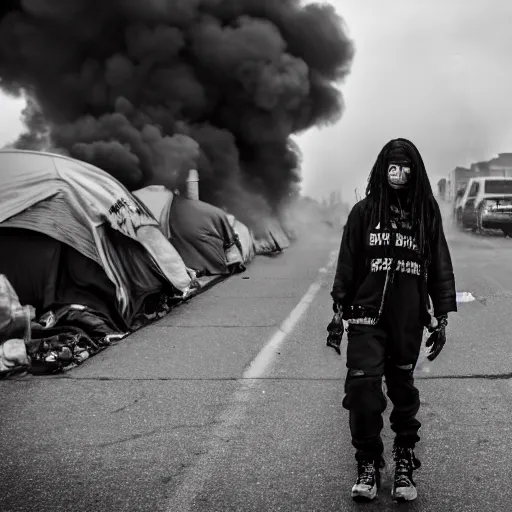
left=244, top=250, right=337, bottom=379
left=164, top=249, right=338, bottom=512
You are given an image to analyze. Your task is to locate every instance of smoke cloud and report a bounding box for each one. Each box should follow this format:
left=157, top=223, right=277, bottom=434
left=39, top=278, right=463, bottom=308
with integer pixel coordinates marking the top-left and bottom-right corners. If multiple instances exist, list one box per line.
left=0, top=0, right=354, bottom=228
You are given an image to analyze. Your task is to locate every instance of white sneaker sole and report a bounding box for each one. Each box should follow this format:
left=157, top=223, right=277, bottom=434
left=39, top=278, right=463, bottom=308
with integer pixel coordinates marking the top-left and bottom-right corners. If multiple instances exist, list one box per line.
left=352, top=483, right=377, bottom=501
left=392, top=485, right=417, bottom=502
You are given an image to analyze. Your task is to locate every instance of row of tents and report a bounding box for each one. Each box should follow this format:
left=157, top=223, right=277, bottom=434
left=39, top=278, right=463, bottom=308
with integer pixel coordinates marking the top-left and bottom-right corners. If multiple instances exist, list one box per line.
left=0, top=150, right=292, bottom=376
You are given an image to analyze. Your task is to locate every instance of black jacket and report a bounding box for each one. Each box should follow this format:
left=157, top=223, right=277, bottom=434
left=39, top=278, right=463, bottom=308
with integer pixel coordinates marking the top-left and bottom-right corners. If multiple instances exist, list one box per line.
left=331, top=197, right=457, bottom=326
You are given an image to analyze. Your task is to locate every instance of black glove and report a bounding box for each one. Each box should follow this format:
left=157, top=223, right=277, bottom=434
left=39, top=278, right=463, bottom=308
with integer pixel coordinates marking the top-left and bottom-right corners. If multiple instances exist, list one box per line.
left=425, top=314, right=448, bottom=361
left=326, top=307, right=344, bottom=355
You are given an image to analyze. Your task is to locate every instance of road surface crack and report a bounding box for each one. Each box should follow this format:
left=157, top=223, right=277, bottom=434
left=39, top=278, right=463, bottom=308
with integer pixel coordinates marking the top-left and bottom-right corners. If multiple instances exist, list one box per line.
left=98, top=421, right=218, bottom=447
left=98, top=428, right=162, bottom=447
left=416, top=372, right=512, bottom=380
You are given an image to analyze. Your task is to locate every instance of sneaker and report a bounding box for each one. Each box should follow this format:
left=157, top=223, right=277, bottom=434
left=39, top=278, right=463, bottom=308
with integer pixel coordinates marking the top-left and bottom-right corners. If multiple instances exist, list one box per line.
left=351, top=459, right=380, bottom=501
left=391, top=446, right=421, bottom=502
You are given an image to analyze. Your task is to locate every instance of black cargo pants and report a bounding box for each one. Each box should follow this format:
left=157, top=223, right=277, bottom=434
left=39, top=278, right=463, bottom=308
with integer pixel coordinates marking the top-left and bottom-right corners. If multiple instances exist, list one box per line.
left=342, top=311, right=424, bottom=462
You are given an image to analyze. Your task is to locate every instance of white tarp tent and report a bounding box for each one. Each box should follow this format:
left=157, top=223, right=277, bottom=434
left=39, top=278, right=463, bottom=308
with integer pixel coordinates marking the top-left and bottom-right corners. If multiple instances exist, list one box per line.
left=0, top=150, right=192, bottom=319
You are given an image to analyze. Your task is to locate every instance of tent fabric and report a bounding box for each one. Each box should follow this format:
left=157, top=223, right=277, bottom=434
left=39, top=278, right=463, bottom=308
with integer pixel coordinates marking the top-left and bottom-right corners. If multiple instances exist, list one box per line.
left=226, top=214, right=255, bottom=263
left=167, top=196, right=242, bottom=276
left=134, top=186, right=251, bottom=275
left=103, top=227, right=176, bottom=324
left=0, top=227, right=126, bottom=330
left=132, top=185, right=174, bottom=239
left=1, top=192, right=101, bottom=264
left=0, top=150, right=192, bottom=320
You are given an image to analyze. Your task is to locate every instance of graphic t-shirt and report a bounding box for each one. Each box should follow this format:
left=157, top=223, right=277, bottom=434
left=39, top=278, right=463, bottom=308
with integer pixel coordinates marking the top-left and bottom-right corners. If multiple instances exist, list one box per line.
left=349, top=204, right=423, bottom=324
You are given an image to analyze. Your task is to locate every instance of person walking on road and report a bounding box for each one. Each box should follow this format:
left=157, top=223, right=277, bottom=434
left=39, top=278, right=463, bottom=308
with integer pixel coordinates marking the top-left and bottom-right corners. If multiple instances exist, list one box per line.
left=327, top=138, right=457, bottom=502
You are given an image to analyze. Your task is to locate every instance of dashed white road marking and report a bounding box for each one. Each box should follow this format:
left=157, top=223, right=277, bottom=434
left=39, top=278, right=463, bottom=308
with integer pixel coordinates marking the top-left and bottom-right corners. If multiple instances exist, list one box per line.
left=164, top=249, right=338, bottom=511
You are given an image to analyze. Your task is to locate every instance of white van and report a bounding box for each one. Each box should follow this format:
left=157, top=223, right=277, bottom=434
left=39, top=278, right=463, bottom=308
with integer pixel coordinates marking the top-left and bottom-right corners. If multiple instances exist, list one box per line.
left=455, top=177, right=512, bottom=236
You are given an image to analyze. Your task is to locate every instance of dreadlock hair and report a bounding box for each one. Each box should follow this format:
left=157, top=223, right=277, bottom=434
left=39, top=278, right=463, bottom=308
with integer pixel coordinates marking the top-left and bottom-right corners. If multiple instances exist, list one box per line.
left=365, top=138, right=440, bottom=264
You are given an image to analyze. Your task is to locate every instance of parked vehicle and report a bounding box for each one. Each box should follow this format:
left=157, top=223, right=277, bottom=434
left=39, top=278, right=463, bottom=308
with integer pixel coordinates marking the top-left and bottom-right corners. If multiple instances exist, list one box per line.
left=455, top=177, right=512, bottom=236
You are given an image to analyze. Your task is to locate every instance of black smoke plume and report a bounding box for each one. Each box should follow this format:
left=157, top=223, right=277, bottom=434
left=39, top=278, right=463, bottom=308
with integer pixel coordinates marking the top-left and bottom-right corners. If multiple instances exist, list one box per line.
left=0, top=0, right=354, bottom=230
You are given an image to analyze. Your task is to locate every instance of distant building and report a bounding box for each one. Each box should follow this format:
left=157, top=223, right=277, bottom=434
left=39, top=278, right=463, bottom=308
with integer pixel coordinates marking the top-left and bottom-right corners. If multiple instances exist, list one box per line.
left=488, top=153, right=512, bottom=177
left=437, top=178, right=447, bottom=200
left=470, top=160, right=490, bottom=174
left=446, top=166, right=474, bottom=201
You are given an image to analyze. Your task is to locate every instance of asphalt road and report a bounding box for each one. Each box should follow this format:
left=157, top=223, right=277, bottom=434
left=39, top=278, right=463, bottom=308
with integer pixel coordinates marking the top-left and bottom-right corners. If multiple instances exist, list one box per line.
left=1, top=206, right=512, bottom=512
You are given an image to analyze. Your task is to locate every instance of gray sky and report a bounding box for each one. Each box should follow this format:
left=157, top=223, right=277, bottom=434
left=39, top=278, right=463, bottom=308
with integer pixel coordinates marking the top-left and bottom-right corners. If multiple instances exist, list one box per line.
left=1, top=0, right=511, bottom=205
left=297, top=0, right=512, bottom=203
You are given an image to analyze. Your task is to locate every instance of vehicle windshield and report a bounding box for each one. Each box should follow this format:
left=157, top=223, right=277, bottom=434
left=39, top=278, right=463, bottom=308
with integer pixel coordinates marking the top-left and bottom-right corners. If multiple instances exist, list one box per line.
left=484, top=180, right=512, bottom=194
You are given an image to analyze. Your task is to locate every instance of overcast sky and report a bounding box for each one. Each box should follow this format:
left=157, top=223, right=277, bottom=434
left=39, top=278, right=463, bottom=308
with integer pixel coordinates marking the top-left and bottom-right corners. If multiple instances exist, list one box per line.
left=297, top=0, right=512, bottom=203
left=1, top=0, right=511, bottom=205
